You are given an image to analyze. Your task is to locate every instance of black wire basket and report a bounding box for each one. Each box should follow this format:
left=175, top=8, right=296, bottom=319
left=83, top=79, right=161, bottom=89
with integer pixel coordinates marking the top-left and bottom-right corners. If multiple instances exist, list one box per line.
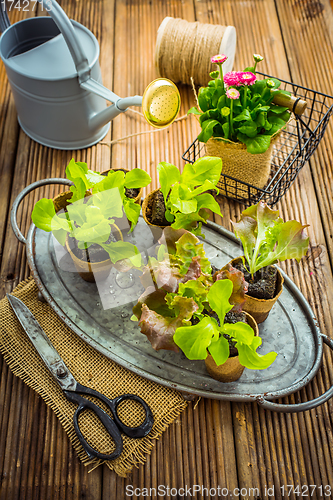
left=182, top=73, right=333, bottom=207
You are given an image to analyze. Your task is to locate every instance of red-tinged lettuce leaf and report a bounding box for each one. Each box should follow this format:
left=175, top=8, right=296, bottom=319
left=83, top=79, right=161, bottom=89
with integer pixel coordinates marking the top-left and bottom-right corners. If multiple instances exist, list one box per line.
left=214, top=263, right=248, bottom=312
left=155, top=259, right=182, bottom=292
left=173, top=316, right=220, bottom=360
left=255, top=220, right=309, bottom=272
left=180, top=256, right=202, bottom=283
left=132, top=288, right=168, bottom=320
left=139, top=297, right=198, bottom=351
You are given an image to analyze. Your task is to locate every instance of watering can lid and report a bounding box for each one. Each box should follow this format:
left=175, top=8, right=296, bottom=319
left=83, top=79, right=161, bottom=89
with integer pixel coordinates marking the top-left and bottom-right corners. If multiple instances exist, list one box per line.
left=7, top=23, right=99, bottom=80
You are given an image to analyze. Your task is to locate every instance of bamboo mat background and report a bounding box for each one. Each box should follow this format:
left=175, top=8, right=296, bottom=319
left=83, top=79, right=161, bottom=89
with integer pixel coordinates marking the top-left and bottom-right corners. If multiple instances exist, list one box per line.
left=0, top=0, right=333, bottom=498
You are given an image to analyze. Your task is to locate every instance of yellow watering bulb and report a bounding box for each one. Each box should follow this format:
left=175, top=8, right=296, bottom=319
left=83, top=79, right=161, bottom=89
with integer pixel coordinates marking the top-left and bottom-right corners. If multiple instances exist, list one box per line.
left=142, top=78, right=181, bottom=128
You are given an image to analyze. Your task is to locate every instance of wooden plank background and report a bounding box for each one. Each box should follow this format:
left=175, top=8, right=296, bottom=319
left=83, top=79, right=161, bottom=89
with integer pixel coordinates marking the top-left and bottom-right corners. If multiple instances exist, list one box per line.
left=0, top=0, right=333, bottom=498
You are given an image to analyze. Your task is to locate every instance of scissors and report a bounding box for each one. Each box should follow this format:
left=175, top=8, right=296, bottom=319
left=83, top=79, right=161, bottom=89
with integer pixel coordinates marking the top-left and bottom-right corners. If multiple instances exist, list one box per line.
left=7, top=294, right=154, bottom=461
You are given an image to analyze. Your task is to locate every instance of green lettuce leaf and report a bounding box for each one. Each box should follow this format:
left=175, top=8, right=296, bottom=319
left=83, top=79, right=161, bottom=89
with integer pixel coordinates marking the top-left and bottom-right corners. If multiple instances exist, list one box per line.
left=207, top=279, right=234, bottom=326
left=124, top=169, right=151, bottom=189
left=157, top=162, right=181, bottom=201
left=173, top=316, right=219, bottom=360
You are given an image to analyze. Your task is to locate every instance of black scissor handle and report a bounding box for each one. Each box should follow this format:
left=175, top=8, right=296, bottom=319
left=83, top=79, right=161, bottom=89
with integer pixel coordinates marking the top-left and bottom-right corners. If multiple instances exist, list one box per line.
left=64, top=389, right=123, bottom=461
left=110, top=394, right=154, bottom=438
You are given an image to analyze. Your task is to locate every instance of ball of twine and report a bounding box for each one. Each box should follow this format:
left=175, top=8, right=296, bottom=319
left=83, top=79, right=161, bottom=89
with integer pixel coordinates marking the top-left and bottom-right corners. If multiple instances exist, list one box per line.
left=155, top=17, right=236, bottom=87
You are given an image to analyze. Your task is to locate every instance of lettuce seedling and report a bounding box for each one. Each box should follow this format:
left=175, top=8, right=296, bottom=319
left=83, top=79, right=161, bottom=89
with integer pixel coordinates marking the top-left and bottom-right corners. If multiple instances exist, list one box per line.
left=232, top=201, right=309, bottom=276
left=65, top=159, right=151, bottom=231
left=173, top=279, right=277, bottom=369
left=134, top=227, right=277, bottom=370
left=156, top=157, right=223, bottom=237
left=133, top=229, right=214, bottom=351
left=31, top=183, right=142, bottom=269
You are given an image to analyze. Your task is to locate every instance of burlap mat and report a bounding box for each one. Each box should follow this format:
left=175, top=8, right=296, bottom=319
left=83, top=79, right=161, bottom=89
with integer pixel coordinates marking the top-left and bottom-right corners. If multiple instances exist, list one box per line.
left=0, top=278, right=188, bottom=477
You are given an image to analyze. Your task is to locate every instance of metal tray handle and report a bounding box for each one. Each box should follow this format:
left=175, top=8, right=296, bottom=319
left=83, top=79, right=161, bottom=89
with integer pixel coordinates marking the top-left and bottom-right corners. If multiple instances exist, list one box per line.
left=11, top=178, right=72, bottom=245
left=257, top=334, right=333, bottom=413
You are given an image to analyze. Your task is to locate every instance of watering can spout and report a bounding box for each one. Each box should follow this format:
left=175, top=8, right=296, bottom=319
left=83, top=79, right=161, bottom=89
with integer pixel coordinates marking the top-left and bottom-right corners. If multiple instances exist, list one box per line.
left=86, top=77, right=181, bottom=134
left=89, top=95, right=143, bottom=132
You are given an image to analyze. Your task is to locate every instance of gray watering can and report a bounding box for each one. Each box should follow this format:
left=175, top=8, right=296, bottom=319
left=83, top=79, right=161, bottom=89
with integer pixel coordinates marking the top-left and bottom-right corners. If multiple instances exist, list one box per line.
left=0, top=1, right=180, bottom=149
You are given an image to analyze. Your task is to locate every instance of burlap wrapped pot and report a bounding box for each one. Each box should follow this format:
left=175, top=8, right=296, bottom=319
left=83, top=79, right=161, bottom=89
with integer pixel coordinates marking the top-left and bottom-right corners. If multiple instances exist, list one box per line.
left=230, top=257, right=284, bottom=324
left=205, top=132, right=281, bottom=198
left=205, top=312, right=258, bottom=382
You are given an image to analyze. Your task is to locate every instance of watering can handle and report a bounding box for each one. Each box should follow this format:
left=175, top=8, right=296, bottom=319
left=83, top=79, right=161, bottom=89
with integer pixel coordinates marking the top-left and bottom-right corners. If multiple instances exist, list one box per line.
left=0, top=0, right=90, bottom=83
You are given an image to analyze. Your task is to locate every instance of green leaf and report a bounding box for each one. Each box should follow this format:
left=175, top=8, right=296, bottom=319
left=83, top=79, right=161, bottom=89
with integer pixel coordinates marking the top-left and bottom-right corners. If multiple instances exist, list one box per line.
left=207, top=335, right=230, bottom=366
left=90, top=189, right=124, bottom=220
left=101, top=240, right=141, bottom=265
left=255, top=220, right=309, bottom=271
left=196, top=193, right=222, bottom=216
left=269, top=105, right=289, bottom=114
left=157, top=162, right=181, bottom=202
left=169, top=184, right=197, bottom=214
left=187, top=107, right=202, bottom=116
left=197, top=119, right=220, bottom=143
left=237, top=342, right=277, bottom=370
left=222, top=122, right=230, bottom=139
left=124, top=169, right=151, bottom=189
left=86, top=170, right=104, bottom=186
left=31, top=199, right=71, bottom=233
left=171, top=212, right=206, bottom=232
left=233, top=109, right=251, bottom=122
left=123, top=198, right=141, bottom=230
left=223, top=321, right=255, bottom=345
left=65, top=159, right=90, bottom=190
left=72, top=216, right=111, bottom=244
left=207, top=279, right=234, bottom=326
left=237, top=121, right=258, bottom=137
left=217, top=95, right=227, bottom=112
left=69, top=177, right=87, bottom=204
left=236, top=133, right=272, bottom=154
left=92, top=170, right=125, bottom=195
left=173, top=316, right=219, bottom=360
left=181, top=157, right=222, bottom=187
left=177, top=280, right=209, bottom=313
left=214, top=263, right=248, bottom=311
left=198, top=87, right=211, bottom=112
left=231, top=216, right=257, bottom=269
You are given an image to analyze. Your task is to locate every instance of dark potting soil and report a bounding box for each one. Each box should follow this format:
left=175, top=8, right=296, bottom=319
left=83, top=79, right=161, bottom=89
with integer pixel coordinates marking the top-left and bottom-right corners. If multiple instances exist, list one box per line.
left=101, top=169, right=140, bottom=199
left=233, top=260, right=278, bottom=300
left=70, top=230, right=118, bottom=263
left=146, top=190, right=171, bottom=226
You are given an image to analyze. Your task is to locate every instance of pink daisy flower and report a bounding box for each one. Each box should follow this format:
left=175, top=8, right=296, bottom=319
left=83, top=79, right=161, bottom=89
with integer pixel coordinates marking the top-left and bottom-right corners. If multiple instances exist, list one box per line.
left=211, top=54, right=228, bottom=64
left=226, top=88, right=240, bottom=100
left=238, top=71, right=257, bottom=86
left=223, top=71, right=242, bottom=87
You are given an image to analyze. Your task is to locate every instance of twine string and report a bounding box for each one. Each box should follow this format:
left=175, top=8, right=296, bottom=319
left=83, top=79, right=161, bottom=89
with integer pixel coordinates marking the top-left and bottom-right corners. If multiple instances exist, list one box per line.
left=155, top=17, right=227, bottom=86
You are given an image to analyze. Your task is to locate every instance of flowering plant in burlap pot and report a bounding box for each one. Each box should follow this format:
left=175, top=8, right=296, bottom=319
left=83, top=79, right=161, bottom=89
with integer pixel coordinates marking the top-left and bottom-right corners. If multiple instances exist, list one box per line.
left=188, top=54, right=291, bottom=193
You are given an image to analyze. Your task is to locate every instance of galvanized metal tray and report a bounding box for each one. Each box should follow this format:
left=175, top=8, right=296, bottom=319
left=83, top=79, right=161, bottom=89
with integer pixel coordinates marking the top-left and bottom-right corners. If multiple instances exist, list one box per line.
left=11, top=179, right=333, bottom=412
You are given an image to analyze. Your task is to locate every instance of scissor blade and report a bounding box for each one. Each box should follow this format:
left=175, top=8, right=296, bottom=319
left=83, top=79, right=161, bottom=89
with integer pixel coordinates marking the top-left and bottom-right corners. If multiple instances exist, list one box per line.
left=7, top=294, right=77, bottom=391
